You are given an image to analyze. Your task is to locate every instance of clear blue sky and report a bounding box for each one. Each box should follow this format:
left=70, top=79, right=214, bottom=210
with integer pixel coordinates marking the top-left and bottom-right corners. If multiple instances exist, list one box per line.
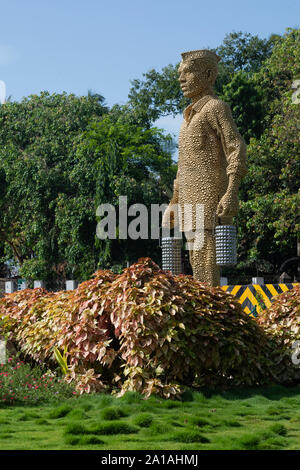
left=1, top=0, right=299, bottom=136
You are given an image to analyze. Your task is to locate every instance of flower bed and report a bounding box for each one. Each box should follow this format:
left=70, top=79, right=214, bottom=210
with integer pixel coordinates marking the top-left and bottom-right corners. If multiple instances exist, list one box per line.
left=0, top=356, right=75, bottom=405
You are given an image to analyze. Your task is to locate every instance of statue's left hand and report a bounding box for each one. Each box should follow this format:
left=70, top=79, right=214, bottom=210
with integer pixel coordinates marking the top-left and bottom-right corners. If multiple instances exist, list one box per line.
left=216, top=191, right=239, bottom=219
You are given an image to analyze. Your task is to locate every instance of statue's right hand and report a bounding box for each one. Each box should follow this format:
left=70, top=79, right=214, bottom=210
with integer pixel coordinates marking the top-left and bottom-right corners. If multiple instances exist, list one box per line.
left=162, top=204, right=177, bottom=229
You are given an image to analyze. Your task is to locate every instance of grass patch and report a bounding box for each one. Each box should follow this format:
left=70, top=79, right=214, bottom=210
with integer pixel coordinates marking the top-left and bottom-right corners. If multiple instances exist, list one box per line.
left=169, top=430, right=210, bottom=443
left=64, top=423, right=88, bottom=435
left=159, top=401, right=182, bottom=409
left=64, top=435, right=105, bottom=446
left=89, top=421, right=138, bottom=435
left=269, top=423, right=287, bottom=436
left=34, top=418, right=49, bottom=425
left=67, top=408, right=87, bottom=420
left=64, top=435, right=81, bottom=446
left=79, top=435, right=105, bottom=445
left=235, top=433, right=261, bottom=450
left=132, top=413, right=153, bottom=428
left=266, top=406, right=283, bottom=416
left=260, top=436, right=287, bottom=450
left=100, top=407, right=127, bottom=420
left=0, top=419, right=10, bottom=425
left=221, top=419, right=242, bottom=428
left=119, top=392, right=144, bottom=404
left=0, top=384, right=300, bottom=450
left=189, top=417, right=212, bottom=428
left=17, top=414, right=30, bottom=422
left=48, top=405, right=73, bottom=419
left=145, top=421, right=174, bottom=436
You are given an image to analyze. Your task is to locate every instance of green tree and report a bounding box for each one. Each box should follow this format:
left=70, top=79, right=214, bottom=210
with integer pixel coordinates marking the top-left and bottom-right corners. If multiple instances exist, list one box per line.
left=253, top=27, right=300, bottom=122
left=216, top=31, right=279, bottom=74
left=219, top=71, right=265, bottom=142
left=0, top=91, right=108, bottom=286
left=70, top=114, right=176, bottom=272
left=232, top=28, right=300, bottom=280
left=0, top=94, right=175, bottom=286
left=128, top=64, right=187, bottom=125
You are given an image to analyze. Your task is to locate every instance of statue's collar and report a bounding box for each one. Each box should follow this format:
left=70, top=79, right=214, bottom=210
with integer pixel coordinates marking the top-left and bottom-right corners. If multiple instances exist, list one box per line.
left=183, top=95, right=215, bottom=122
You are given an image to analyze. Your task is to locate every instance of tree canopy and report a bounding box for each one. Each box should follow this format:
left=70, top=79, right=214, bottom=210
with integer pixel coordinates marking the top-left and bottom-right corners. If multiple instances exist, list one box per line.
left=233, top=28, right=300, bottom=280
left=0, top=91, right=108, bottom=285
left=0, top=92, right=175, bottom=286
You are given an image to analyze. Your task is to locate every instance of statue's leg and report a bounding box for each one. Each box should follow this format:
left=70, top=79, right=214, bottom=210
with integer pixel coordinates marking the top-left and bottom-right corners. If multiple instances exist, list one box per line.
left=186, top=230, right=220, bottom=287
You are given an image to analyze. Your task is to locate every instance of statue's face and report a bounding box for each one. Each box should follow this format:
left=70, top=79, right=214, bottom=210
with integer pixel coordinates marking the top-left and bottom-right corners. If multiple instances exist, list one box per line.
left=178, top=60, right=211, bottom=99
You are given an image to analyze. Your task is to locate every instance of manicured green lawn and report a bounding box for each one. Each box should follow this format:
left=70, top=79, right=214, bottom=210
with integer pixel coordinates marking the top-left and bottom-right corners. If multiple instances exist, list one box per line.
left=1, top=384, right=300, bottom=450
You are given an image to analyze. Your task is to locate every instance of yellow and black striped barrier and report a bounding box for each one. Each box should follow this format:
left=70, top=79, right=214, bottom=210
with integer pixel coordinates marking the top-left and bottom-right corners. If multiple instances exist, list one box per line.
left=221, top=283, right=299, bottom=316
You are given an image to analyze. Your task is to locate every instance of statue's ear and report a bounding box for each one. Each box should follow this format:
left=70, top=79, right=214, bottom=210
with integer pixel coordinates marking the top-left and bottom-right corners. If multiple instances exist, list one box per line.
left=206, top=69, right=213, bottom=81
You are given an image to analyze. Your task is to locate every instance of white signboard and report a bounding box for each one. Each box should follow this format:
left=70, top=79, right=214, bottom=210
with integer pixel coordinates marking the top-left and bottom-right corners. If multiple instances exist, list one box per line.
left=0, top=340, right=6, bottom=364
left=0, top=80, right=6, bottom=104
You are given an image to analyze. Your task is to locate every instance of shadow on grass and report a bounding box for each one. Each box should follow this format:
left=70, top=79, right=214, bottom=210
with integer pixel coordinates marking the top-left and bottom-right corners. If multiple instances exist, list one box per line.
left=198, top=383, right=300, bottom=402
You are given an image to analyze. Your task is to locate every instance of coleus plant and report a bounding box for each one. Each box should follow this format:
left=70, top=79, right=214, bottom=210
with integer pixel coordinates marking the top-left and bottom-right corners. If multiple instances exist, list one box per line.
left=106, top=258, right=296, bottom=397
left=0, top=270, right=117, bottom=393
left=0, top=259, right=298, bottom=397
left=258, top=285, right=300, bottom=347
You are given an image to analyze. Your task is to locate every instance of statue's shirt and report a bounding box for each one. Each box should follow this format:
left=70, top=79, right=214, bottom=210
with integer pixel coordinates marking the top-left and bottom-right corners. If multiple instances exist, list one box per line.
left=177, top=95, right=247, bottom=230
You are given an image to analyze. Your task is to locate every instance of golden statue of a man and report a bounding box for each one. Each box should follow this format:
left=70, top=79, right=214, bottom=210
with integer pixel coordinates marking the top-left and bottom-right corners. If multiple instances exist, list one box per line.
left=162, top=49, right=247, bottom=286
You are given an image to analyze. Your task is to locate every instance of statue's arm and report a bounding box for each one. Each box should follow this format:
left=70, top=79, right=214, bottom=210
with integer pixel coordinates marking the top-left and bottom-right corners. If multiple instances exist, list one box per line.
left=211, top=100, right=247, bottom=179
left=162, top=177, right=179, bottom=228
left=161, top=143, right=181, bottom=230
left=170, top=177, right=179, bottom=204
left=208, top=100, right=247, bottom=219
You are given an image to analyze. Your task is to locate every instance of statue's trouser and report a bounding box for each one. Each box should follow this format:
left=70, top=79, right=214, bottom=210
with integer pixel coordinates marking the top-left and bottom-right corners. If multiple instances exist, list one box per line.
left=186, top=229, right=220, bottom=287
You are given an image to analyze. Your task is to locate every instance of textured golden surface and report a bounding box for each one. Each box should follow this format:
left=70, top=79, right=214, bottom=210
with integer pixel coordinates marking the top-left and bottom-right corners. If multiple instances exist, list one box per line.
left=162, top=49, right=247, bottom=286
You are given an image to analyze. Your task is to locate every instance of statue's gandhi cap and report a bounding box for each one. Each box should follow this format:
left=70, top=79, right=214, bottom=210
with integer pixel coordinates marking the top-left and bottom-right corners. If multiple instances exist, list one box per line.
left=181, top=49, right=220, bottom=64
